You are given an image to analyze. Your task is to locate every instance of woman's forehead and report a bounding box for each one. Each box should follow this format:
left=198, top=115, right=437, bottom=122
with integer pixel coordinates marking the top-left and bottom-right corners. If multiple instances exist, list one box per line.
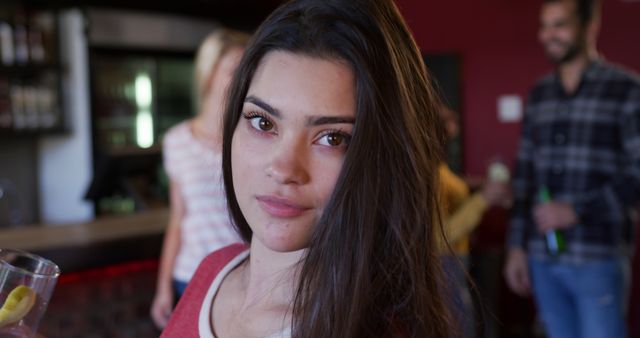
left=245, top=51, right=356, bottom=119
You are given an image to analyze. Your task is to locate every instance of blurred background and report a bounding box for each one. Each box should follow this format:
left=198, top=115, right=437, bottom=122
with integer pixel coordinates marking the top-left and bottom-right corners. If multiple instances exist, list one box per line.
left=0, top=0, right=638, bottom=337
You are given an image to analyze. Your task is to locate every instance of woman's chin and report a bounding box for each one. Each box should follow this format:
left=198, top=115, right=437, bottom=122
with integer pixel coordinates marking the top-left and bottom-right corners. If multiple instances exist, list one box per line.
left=254, top=233, right=310, bottom=254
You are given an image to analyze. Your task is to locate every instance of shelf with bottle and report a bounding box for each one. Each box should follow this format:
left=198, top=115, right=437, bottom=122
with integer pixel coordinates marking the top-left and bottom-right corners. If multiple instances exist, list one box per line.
left=0, top=73, right=65, bottom=135
left=0, top=4, right=64, bottom=136
left=0, top=6, right=58, bottom=66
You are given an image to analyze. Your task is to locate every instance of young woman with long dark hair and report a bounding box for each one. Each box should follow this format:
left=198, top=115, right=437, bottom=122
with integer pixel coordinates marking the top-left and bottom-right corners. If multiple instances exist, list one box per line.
left=161, top=0, right=455, bottom=337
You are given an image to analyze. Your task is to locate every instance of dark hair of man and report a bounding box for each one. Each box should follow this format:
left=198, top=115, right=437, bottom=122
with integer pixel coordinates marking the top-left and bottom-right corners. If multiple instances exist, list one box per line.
left=544, top=0, right=600, bottom=26
left=221, top=0, right=453, bottom=337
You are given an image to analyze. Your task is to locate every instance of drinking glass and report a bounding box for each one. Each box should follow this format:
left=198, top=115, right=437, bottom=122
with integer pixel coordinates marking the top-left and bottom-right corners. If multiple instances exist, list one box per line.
left=0, top=249, right=60, bottom=338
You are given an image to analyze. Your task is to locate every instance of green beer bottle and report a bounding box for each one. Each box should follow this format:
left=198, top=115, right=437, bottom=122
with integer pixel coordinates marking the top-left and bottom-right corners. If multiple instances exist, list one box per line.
left=539, top=186, right=566, bottom=255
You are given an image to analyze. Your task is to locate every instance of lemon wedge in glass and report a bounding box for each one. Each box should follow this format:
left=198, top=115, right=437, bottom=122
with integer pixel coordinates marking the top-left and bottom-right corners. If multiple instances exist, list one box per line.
left=0, top=285, right=37, bottom=328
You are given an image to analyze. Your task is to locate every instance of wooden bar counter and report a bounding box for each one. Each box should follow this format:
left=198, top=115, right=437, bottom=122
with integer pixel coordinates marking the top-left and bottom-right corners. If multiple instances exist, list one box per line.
left=0, top=209, right=170, bottom=337
left=0, top=209, right=169, bottom=272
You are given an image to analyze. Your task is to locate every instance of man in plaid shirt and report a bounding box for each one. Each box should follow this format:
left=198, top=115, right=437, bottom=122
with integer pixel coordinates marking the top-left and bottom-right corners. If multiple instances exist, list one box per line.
left=503, top=0, right=640, bottom=337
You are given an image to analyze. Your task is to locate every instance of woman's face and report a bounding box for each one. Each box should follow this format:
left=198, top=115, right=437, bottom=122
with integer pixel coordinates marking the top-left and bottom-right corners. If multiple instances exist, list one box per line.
left=231, top=51, right=356, bottom=253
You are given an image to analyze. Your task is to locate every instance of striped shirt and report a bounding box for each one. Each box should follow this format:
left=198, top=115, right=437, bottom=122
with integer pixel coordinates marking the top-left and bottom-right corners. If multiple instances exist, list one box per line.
left=507, top=60, right=640, bottom=264
left=163, top=121, right=242, bottom=282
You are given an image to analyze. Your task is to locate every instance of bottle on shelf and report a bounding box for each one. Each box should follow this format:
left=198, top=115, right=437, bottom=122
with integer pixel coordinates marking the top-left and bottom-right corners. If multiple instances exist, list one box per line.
left=28, top=24, right=45, bottom=63
left=10, top=81, right=26, bottom=129
left=0, top=76, right=11, bottom=128
left=23, top=83, right=39, bottom=128
left=29, top=12, right=53, bottom=64
left=37, top=85, right=58, bottom=128
left=0, top=21, right=13, bottom=65
left=13, top=10, right=28, bottom=65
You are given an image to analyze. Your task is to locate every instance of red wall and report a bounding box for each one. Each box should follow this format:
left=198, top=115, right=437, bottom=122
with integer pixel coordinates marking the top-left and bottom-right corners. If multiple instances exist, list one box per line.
left=394, top=0, right=640, bottom=175
left=394, top=1, right=640, bottom=335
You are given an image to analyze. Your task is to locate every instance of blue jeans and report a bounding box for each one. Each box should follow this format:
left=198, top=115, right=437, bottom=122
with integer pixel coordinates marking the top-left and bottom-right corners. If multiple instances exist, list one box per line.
left=441, top=255, right=475, bottom=338
left=173, top=279, right=188, bottom=299
left=529, top=258, right=629, bottom=338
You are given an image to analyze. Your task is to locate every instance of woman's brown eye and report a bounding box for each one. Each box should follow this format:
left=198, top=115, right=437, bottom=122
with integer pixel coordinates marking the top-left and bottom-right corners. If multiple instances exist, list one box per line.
left=318, top=132, right=350, bottom=147
left=258, top=118, right=273, bottom=131
left=326, top=133, right=343, bottom=146
left=249, top=116, right=273, bottom=131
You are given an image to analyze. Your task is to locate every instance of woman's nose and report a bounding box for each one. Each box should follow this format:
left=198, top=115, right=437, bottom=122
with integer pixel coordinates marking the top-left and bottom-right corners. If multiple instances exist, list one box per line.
left=265, top=137, right=310, bottom=185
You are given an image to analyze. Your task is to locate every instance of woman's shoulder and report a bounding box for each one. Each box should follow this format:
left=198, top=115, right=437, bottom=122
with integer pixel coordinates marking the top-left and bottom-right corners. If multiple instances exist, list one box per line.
left=162, top=243, right=248, bottom=337
left=200, top=243, right=249, bottom=268
left=190, top=243, right=249, bottom=293
left=163, top=120, right=193, bottom=147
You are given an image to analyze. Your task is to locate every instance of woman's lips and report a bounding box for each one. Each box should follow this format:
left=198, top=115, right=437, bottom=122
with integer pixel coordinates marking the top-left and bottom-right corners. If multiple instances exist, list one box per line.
left=256, top=195, right=311, bottom=218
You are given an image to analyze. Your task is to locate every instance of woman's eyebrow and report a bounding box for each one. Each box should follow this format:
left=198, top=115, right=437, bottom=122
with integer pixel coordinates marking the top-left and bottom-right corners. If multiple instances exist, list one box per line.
left=245, top=95, right=354, bottom=126
left=245, top=95, right=281, bottom=118
left=306, top=116, right=355, bottom=126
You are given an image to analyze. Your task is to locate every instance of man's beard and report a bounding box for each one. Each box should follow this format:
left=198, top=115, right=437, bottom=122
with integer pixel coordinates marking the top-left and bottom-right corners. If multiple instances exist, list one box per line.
left=545, top=34, right=587, bottom=64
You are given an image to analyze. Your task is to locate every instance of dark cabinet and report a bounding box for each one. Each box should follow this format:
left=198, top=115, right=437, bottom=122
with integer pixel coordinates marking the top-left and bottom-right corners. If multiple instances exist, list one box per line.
left=86, top=49, right=195, bottom=216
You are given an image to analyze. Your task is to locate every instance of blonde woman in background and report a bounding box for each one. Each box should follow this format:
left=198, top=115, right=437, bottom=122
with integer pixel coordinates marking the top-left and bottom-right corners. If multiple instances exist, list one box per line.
left=150, top=28, right=249, bottom=329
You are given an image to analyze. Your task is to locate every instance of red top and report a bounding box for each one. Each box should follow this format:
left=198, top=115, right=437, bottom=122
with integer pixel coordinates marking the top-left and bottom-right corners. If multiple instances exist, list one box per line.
left=160, top=243, right=248, bottom=338
left=161, top=242, right=411, bottom=338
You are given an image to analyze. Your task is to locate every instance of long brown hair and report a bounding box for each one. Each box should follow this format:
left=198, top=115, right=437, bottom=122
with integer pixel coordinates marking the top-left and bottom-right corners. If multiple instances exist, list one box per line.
left=222, top=0, right=453, bottom=336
